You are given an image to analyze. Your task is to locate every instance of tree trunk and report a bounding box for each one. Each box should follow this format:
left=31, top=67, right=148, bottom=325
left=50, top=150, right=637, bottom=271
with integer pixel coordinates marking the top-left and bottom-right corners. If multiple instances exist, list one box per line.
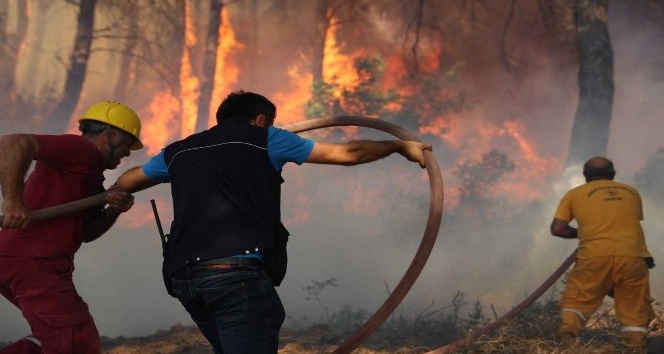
left=166, top=1, right=186, bottom=96
left=20, top=0, right=50, bottom=99
left=0, top=0, right=10, bottom=94
left=46, top=0, right=98, bottom=133
left=195, top=0, right=224, bottom=133
left=566, top=0, right=614, bottom=165
left=113, top=6, right=139, bottom=102
left=312, top=0, right=331, bottom=83
left=0, top=0, right=28, bottom=97
left=246, top=0, right=259, bottom=88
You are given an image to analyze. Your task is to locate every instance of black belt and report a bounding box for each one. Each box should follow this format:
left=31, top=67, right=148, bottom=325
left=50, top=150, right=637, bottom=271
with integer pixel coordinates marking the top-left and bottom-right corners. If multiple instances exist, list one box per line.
left=194, top=256, right=263, bottom=267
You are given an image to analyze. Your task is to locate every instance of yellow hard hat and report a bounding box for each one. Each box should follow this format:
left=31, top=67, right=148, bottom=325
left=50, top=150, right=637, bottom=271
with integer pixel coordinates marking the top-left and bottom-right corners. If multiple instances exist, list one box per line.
left=79, top=101, right=143, bottom=150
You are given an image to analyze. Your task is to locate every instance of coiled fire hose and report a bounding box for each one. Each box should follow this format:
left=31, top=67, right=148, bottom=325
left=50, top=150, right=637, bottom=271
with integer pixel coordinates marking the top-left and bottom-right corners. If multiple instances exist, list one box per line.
left=283, top=116, right=444, bottom=354
left=286, top=117, right=577, bottom=354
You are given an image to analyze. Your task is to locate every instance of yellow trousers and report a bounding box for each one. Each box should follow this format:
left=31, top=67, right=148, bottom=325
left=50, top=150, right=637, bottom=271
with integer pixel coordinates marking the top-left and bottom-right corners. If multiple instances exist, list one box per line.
left=558, top=256, right=654, bottom=348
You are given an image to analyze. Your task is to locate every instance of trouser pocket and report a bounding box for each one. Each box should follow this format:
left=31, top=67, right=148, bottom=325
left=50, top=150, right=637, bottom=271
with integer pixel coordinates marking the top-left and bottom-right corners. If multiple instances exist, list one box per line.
left=36, top=308, right=98, bottom=354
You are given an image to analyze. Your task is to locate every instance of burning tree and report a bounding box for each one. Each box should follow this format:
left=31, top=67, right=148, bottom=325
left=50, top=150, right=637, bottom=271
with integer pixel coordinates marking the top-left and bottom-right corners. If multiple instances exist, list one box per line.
left=305, top=55, right=397, bottom=119
left=45, top=0, right=98, bottom=133
left=566, top=0, right=615, bottom=165
left=453, top=149, right=516, bottom=215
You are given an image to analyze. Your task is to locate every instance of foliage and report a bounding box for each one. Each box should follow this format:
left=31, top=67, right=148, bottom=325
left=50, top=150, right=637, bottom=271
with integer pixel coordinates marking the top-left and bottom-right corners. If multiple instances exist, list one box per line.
left=304, top=80, right=337, bottom=119
left=454, top=149, right=516, bottom=205
left=387, top=64, right=467, bottom=133
left=510, top=292, right=560, bottom=338
left=298, top=283, right=490, bottom=350
left=305, top=55, right=399, bottom=119
left=372, top=294, right=469, bottom=348
left=302, top=278, right=338, bottom=322
left=304, top=54, right=469, bottom=140
left=328, top=304, right=369, bottom=333
left=338, top=56, right=399, bottom=117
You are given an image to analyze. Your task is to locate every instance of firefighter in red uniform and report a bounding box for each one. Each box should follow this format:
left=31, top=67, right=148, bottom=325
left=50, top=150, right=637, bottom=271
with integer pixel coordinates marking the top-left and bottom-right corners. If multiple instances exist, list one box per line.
left=551, top=156, right=655, bottom=354
left=0, top=101, right=142, bottom=354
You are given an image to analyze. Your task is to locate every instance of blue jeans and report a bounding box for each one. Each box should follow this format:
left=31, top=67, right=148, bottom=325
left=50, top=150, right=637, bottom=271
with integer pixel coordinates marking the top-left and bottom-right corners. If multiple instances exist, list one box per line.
left=170, top=265, right=285, bottom=354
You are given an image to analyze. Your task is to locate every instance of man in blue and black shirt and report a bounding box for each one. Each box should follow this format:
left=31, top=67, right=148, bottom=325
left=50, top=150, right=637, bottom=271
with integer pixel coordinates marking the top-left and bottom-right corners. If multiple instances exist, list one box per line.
left=115, top=90, right=431, bottom=354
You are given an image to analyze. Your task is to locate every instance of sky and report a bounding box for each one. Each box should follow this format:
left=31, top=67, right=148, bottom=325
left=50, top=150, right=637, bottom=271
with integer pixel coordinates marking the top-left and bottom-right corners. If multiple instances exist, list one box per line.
left=1, top=0, right=663, bottom=345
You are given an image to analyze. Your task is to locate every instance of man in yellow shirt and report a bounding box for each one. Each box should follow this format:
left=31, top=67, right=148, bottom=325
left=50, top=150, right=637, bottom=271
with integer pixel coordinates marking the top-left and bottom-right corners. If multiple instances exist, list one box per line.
left=551, top=156, right=655, bottom=353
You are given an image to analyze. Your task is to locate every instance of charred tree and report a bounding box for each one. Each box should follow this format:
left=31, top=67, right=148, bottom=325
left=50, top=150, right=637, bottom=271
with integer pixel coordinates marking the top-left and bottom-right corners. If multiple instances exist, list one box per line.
left=235, top=0, right=259, bottom=88
left=0, top=0, right=11, bottom=95
left=0, top=0, right=27, bottom=97
left=112, top=4, right=139, bottom=102
left=312, top=0, right=332, bottom=84
left=195, top=0, right=224, bottom=133
left=409, top=0, right=426, bottom=75
left=46, top=0, right=98, bottom=133
left=566, top=0, right=614, bottom=165
left=160, top=0, right=186, bottom=104
left=20, top=0, right=51, bottom=99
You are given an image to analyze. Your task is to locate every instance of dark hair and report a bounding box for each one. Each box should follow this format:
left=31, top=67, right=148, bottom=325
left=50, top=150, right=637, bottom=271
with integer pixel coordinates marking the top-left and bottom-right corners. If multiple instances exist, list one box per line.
left=583, top=157, right=616, bottom=181
left=215, top=91, right=276, bottom=125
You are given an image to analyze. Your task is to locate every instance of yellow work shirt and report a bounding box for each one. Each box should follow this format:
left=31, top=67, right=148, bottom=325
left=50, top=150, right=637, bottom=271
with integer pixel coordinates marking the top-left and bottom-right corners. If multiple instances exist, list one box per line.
left=554, top=180, right=651, bottom=260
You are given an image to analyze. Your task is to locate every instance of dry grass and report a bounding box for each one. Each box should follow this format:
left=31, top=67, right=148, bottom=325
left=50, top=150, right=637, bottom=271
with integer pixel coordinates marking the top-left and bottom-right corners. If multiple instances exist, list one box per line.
left=98, top=305, right=664, bottom=354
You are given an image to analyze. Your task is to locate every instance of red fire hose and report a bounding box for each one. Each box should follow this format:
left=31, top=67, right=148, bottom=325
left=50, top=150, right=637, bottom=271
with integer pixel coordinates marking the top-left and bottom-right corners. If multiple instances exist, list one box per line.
left=0, top=192, right=109, bottom=226
left=284, top=117, right=576, bottom=353
left=424, top=250, right=577, bottom=353
left=283, top=116, right=444, bottom=354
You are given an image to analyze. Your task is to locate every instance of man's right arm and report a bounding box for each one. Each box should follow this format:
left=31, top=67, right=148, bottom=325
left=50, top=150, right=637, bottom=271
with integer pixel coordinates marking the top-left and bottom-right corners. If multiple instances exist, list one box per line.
left=305, top=140, right=431, bottom=168
left=0, top=134, right=39, bottom=229
left=114, top=166, right=160, bottom=194
left=550, top=218, right=578, bottom=239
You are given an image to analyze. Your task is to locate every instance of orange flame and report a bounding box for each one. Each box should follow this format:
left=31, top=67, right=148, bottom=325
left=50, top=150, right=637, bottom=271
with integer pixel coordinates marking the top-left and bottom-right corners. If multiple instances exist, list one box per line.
left=271, top=64, right=312, bottom=125
left=426, top=112, right=561, bottom=209
left=209, top=8, right=243, bottom=128
left=180, top=0, right=200, bottom=138
left=496, top=120, right=561, bottom=200
left=322, top=23, right=359, bottom=98
left=141, top=91, right=181, bottom=155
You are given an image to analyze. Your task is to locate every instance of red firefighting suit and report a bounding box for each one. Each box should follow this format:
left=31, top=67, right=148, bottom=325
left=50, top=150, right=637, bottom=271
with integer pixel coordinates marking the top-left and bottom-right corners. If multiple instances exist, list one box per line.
left=0, top=135, right=105, bottom=354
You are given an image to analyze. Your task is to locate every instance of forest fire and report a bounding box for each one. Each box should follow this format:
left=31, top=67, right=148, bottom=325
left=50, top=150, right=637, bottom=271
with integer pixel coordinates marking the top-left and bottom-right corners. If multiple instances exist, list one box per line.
left=179, top=0, right=200, bottom=139
left=140, top=6, right=242, bottom=151
left=322, top=20, right=359, bottom=99
left=133, top=4, right=561, bottom=227
left=271, top=65, right=312, bottom=125
left=143, top=92, right=180, bottom=155
left=210, top=8, right=241, bottom=129
left=140, top=6, right=564, bottom=211
left=2, top=2, right=662, bottom=352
